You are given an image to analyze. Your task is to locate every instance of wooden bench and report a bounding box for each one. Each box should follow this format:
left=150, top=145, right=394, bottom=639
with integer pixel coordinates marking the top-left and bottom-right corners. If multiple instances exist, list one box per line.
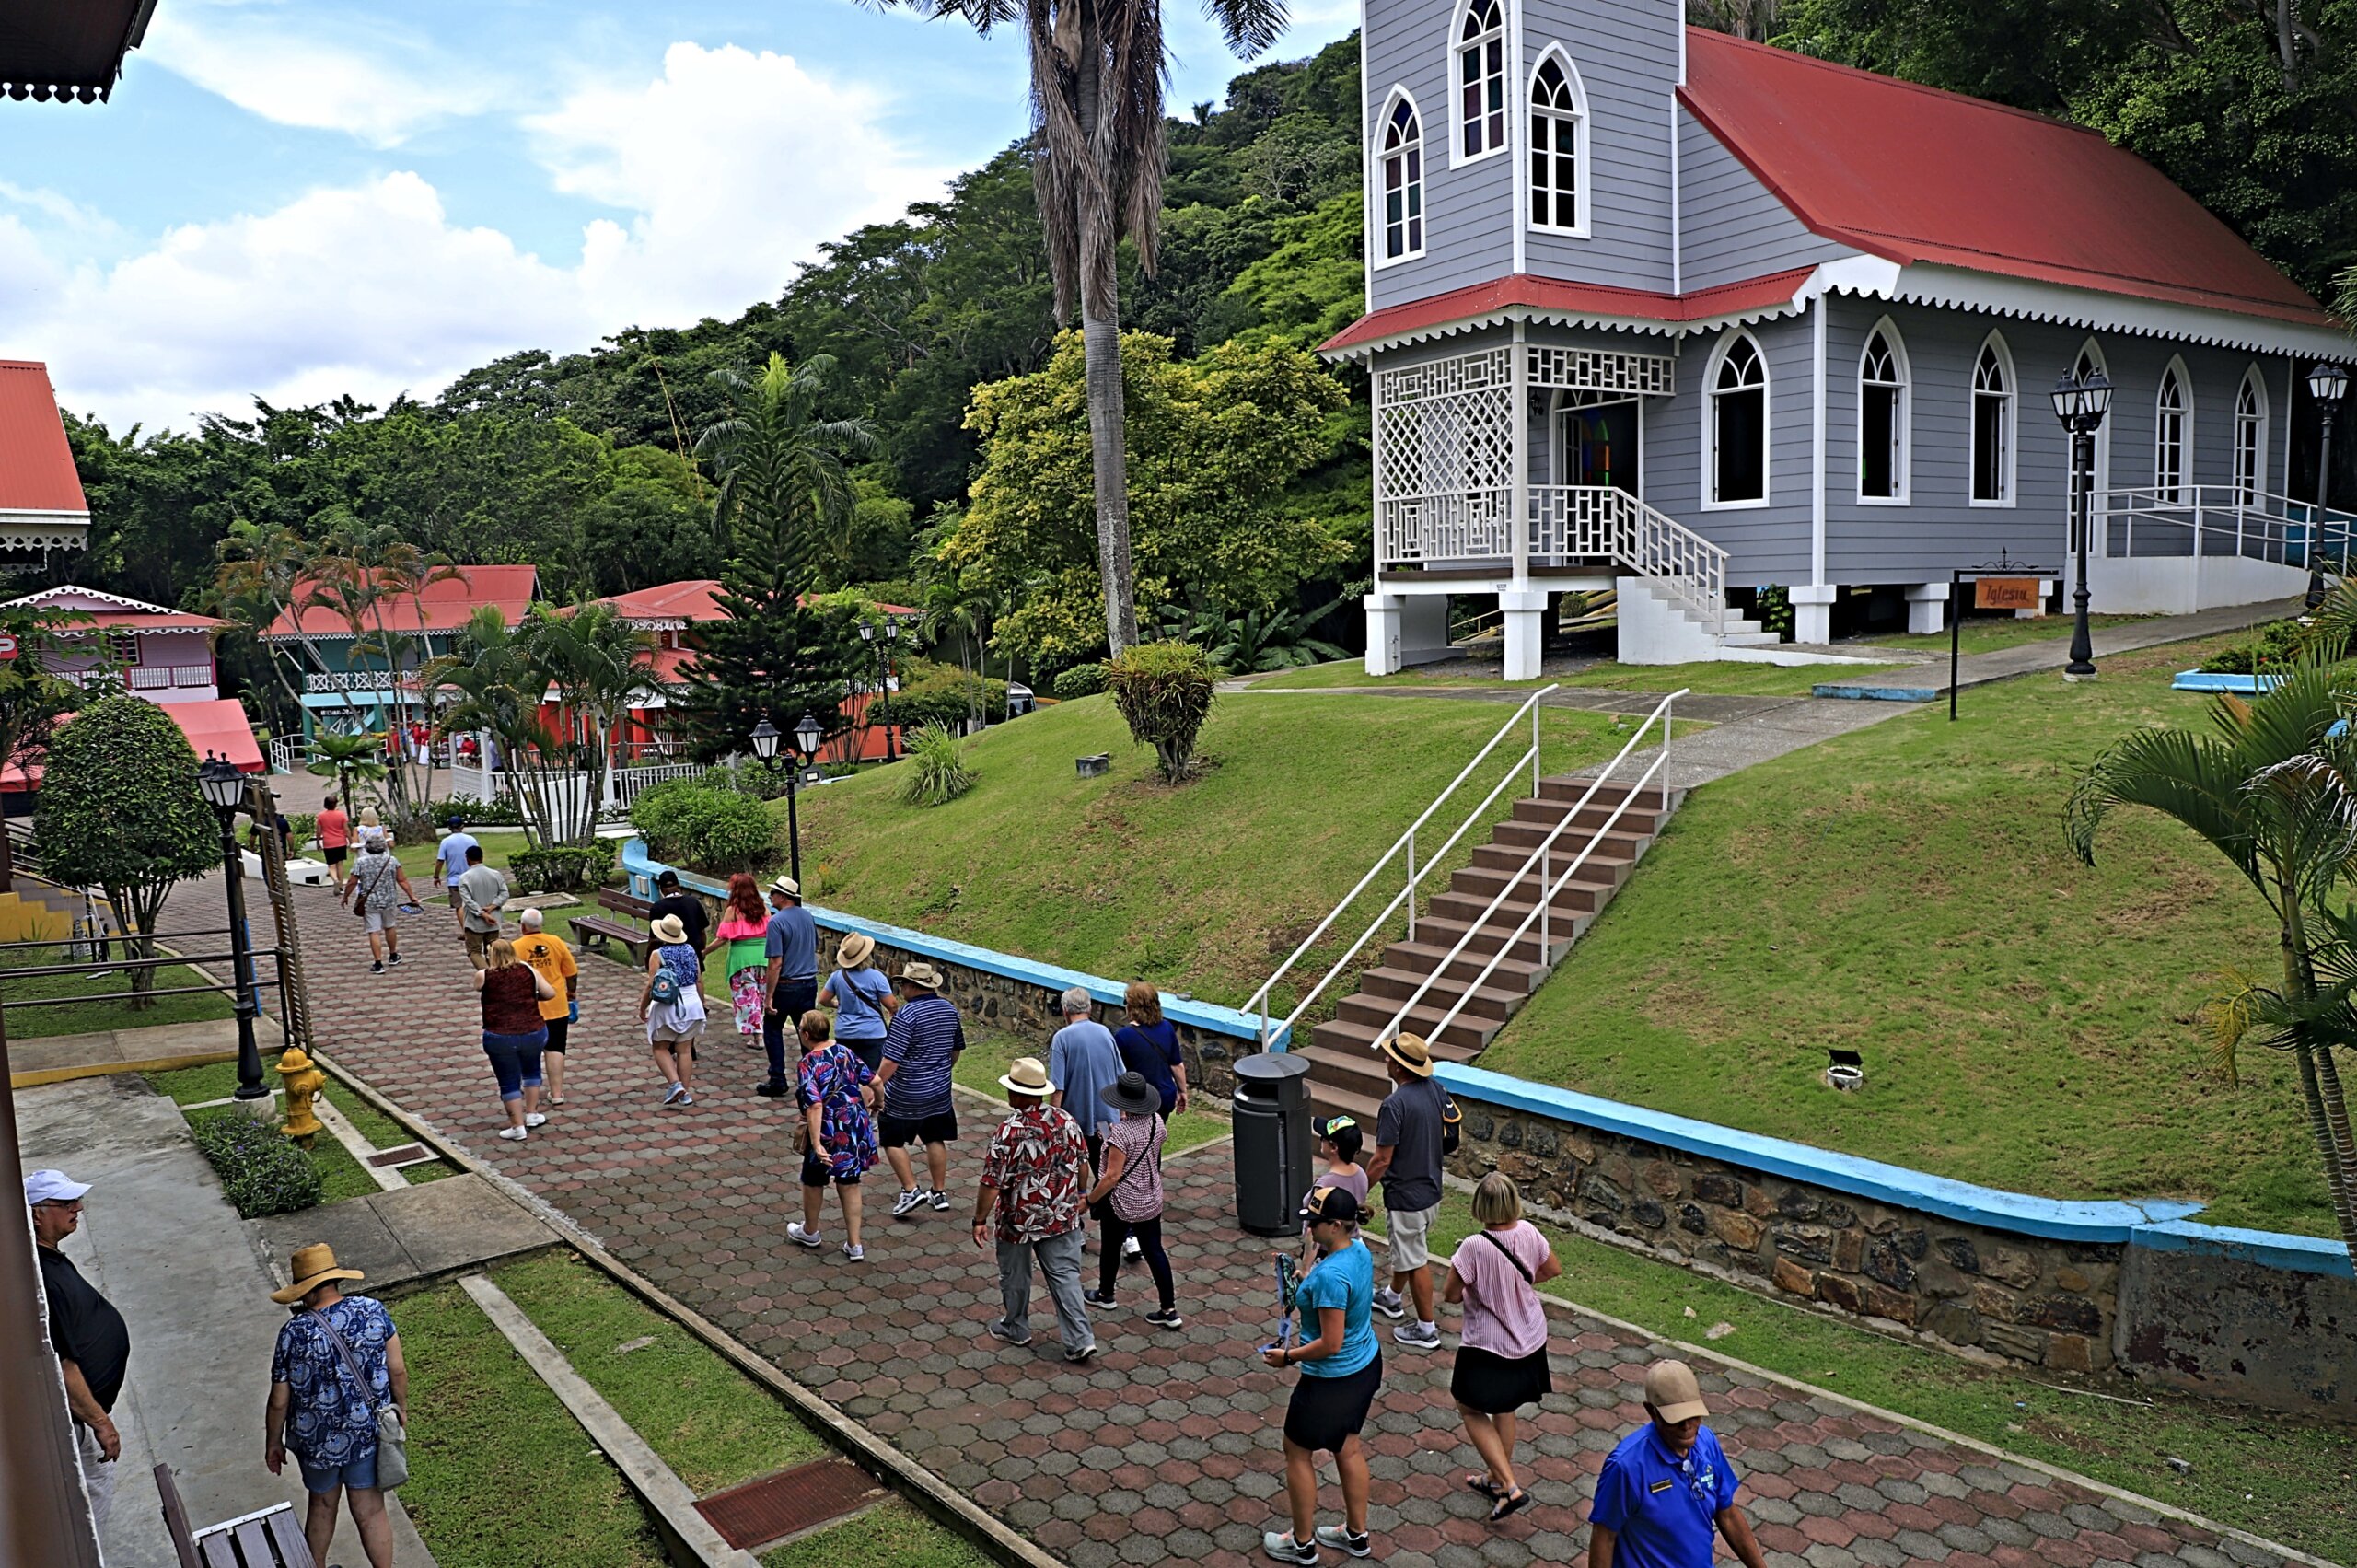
left=157, top=1462, right=317, bottom=1568
left=572, top=886, right=656, bottom=965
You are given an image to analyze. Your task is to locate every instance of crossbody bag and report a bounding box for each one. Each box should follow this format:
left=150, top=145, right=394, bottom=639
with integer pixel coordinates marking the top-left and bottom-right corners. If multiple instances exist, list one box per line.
left=312, top=1307, right=408, bottom=1489
left=1477, top=1226, right=1534, bottom=1285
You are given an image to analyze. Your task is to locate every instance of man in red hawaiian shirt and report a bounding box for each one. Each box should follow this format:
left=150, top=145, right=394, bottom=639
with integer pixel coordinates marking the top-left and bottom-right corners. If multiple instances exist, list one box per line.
left=973, top=1056, right=1097, bottom=1361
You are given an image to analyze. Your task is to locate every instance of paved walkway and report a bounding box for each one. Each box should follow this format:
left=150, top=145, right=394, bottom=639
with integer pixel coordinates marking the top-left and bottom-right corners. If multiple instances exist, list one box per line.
left=235, top=878, right=2306, bottom=1568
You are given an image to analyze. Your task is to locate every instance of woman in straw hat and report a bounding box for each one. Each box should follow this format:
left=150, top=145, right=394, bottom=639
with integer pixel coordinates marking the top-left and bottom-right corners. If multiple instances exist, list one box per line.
left=710, top=872, right=772, bottom=1047
left=819, top=930, right=895, bottom=1075
left=474, top=936, right=554, bottom=1142
left=640, top=912, right=709, bottom=1105
left=265, top=1244, right=406, bottom=1568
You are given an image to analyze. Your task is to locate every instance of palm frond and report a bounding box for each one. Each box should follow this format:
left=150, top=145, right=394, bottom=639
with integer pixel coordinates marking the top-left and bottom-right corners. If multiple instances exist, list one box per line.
left=2064, top=724, right=2262, bottom=889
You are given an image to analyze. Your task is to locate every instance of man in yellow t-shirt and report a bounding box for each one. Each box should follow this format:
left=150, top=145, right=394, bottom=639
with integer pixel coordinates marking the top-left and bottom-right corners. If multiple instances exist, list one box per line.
left=515, top=908, right=581, bottom=1106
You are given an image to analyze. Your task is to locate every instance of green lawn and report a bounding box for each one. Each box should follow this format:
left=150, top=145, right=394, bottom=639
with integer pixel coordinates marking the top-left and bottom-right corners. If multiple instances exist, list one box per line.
left=1422, top=1192, right=2357, bottom=1562
left=1477, top=627, right=2328, bottom=1235
left=1859, top=610, right=2156, bottom=657
left=1251, top=657, right=1917, bottom=699
left=0, top=946, right=235, bottom=1038
left=952, top=1028, right=1231, bottom=1155
left=493, top=1250, right=825, bottom=1495
left=146, top=1055, right=459, bottom=1184
left=795, top=693, right=1626, bottom=1006
left=762, top=1501, right=992, bottom=1568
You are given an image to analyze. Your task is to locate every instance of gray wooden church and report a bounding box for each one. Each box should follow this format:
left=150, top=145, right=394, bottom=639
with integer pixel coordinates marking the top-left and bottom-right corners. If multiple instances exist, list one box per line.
left=1318, top=10, right=2352, bottom=674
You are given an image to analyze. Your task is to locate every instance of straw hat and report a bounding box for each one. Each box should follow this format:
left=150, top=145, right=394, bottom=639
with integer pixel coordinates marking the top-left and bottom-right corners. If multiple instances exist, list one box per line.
left=835, top=931, right=877, bottom=969
left=271, top=1242, right=366, bottom=1304
left=900, top=960, right=946, bottom=990
left=1644, top=1359, right=1710, bottom=1423
left=770, top=875, right=801, bottom=899
left=997, top=1056, right=1052, bottom=1096
left=649, top=913, right=689, bottom=945
left=1378, top=1032, right=1434, bottom=1077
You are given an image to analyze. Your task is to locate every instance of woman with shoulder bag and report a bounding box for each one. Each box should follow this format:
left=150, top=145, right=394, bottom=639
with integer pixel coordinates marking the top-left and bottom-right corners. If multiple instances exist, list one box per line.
left=819, top=931, right=895, bottom=1075
left=339, top=831, right=415, bottom=974
left=1080, top=1072, right=1181, bottom=1329
left=1444, top=1173, right=1561, bottom=1522
left=265, top=1244, right=408, bottom=1568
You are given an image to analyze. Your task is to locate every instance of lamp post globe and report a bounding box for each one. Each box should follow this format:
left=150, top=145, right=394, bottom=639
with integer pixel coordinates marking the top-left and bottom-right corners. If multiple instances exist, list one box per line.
left=2311, top=365, right=2349, bottom=610
left=749, top=716, right=781, bottom=764
left=197, top=752, right=266, bottom=1102
left=794, top=712, right=824, bottom=759
left=2049, top=373, right=2084, bottom=425
left=858, top=621, right=875, bottom=644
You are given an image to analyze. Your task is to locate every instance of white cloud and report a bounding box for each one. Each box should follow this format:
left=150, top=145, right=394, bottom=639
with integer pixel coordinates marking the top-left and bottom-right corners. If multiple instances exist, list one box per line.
left=143, top=2, right=500, bottom=147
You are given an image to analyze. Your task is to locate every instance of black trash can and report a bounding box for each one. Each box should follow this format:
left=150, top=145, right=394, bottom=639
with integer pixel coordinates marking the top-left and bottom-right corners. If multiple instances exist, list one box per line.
left=1233, top=1051, right=1316, bottom=1236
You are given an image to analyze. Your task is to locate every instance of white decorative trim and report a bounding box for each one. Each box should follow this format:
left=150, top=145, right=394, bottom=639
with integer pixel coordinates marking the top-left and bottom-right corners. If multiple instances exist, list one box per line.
left=5, top=581, right=166, bottom=614
left=1447, top=0, right=1510, bottom=171
left=1371, top=87, right=1429, bottom=271
left=2154, top=354, right=2194, bottom=505
left=1506, top=0, right=1525, bottom=273
left=1855, top=315, right=1912, bottom=505
left=1525, top=345, right=1674, bottom=395
left=1877, top=263, right=2350, bottom=359
left=2235, top=364, right=2271, bottom=504
left=0, top=509, right=90, bottom=553
left=1810, top=296, right=1828, bottom=582
left=1322, top=287, right=1811, bottom=363
left=1358, top=0, right=1372, bottom=315
left=1525, top=45, right=1590, bottom=240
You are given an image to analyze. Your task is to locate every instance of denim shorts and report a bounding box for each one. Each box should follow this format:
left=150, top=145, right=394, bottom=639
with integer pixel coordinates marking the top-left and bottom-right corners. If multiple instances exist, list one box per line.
left=482, top=1028, right=547, bottom=1100
left=297, top=1445, right=378, bottom=1494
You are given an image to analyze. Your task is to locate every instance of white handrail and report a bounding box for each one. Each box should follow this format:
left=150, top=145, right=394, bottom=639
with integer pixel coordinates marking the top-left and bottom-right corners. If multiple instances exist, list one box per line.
left=1243, top=684, right=1560, bottom=1046
left=1374, top=689, right=1685, bottom=1051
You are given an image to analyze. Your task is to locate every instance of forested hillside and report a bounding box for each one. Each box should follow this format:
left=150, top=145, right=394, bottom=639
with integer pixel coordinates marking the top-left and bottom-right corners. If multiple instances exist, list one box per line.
left=42, top=4, right=2357, bottom=709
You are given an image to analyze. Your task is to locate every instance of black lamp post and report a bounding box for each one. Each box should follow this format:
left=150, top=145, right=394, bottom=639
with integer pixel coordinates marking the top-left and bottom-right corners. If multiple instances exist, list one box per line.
left=750, top=713, right=826, bottom=884
left=2049, top=367, right=2113, bottom=680
left=858, top=621, right=898, bottom=761
left=2308, top=362, right=2350, bottom=610
left=196, top=754, right=265, bottom=1102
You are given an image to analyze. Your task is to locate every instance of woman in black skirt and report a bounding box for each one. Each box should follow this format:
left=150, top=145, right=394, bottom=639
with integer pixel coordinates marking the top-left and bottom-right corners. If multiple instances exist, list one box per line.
left=1443, top=1173, right=1561, bottom=1523
left=1260, top=1186, right=1382, bottom=1564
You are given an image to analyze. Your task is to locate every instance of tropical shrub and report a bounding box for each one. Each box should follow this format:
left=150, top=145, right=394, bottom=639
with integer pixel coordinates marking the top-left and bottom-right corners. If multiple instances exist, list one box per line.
left=510, top=843, right=613, bottom=893
left=1051, top=664, right=1108, bottom=700
left=1106, top=643, right=1216, bottom=782
left=192, top=1110, right=322, bottom=1218
left=441, top=793, right=526, bottom=826
left=900, top=723, right=977, bottom=807
left=888, top=656, right=1010, bottom=728
left=2197, top=619, right=2304, bottom=674
left=631, top=781, right=780, bottom=874
left=284, top=813, right=319, bottom=854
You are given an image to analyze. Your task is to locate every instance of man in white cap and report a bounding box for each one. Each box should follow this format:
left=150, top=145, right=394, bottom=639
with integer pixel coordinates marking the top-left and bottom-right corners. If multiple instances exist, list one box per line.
left=26, top=1169, right=128, bottom=1531
left=1586, top=1359, right=1769, bottom=1568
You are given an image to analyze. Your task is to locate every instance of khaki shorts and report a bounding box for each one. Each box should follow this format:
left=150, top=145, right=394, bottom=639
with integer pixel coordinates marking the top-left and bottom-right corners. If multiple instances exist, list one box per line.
left=1387, top=1202, right=1438, bottom=1272
left=463, top=925, right=498, bottom=958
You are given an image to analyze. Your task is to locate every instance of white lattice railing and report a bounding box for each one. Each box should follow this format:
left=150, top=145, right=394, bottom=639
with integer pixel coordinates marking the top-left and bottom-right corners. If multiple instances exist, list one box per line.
left=447, top=760, right=707, bottom=814
left=1526, top=485, right=1728, bottom=633
left=1377, top=491, right=1515, bottom=563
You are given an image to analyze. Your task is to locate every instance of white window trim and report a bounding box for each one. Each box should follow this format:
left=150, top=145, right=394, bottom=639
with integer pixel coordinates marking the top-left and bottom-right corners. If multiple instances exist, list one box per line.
left=1854, top=315, right=1911, bottom=506
left=1447, top=0, right=1510, bottom=169
left=2154, top=354, right=2194, bottom=504
left=1525, top=45, right=1590, bottom=238
left=1968, top=330, right=2018, bottom=509
left=2235, top=364, right=2270, bottom=502
left=1701, top=328, right=1771, bottom=512
left=1371, top=87, right=1427, bottom=270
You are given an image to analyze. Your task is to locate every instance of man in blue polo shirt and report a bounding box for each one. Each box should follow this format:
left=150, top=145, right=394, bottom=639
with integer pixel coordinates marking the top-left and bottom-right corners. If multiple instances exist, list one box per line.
left=758, top=875, right=819, bottom=1098
left=1588, top=1360, right=1770, bottom=1568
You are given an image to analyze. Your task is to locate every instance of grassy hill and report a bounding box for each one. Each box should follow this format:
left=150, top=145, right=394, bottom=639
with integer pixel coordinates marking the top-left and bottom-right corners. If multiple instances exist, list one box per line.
left=793, top=692, right=1628, bottom=1008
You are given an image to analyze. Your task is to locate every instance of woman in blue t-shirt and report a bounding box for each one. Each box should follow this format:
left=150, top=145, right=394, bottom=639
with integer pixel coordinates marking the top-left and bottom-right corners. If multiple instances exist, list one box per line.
left=1260, top=1185, right=1381, bottom=1564
left=1112, top=980, right=1189, bottom=1116
left=819, top=931, right=896, bottom=1075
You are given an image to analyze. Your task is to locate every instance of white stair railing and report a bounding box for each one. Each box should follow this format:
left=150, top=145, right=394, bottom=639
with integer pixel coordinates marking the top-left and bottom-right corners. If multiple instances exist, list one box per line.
left=1242, top=685, right=1561, bottom=1049
left=1525, top=487, right=1728, bottom=634
left=1376, top=688, right=1685, bottom=1051
left=2096, top=485, right=2354, bottom=566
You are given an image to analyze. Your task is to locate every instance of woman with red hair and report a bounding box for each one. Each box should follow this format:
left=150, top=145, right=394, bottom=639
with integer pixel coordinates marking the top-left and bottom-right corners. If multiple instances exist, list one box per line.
left=708, top=872, right=772, bottom=1046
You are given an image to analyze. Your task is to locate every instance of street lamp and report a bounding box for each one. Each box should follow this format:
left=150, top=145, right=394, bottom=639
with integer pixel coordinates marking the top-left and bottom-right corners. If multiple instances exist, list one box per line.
left=2309, top=363, right=2350, bottom=610
left=749, top=714, right=826, bottom=884
left=2050, top=368, right=2111, bottom=680
left=196, top=753, right=265, bottom=1102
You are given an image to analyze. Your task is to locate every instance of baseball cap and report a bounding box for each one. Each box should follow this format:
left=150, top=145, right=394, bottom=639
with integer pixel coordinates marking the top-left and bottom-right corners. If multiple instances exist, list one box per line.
left=1643, top=1359, right=1710, bottom=1423
left=23, top=1169, right=91, bottom=1206
left=1299, top=1185, right=1362, bottom=1225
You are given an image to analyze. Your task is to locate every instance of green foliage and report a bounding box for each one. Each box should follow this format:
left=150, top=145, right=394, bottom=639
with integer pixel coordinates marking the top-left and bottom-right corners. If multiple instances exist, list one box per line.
left=1105, top=642, right=1218, bottom=781
left=1217, top=192, right=1368, bottom=352
left=888, top=658, right=1011, bottom=727
left=192, top=1112, right=323, bottom=1218
left=900, top=724, right=979, bottom=807
left=509, top=843, right=614, bottom=893
left=947, top=331, right=1351, bottom=668
left=1051, top=664, right=1109, bottom=700
left=631, top=781, right=781, bottom=874
left=441, top=793, right=526, bottom=826
left=1159, top=595, right=1348, bottom=671
left=36, top=697, right=221, bottom=960
left=306, top=730, right=389, bottom=806
left=2197, top=618, right=2305, bottom=672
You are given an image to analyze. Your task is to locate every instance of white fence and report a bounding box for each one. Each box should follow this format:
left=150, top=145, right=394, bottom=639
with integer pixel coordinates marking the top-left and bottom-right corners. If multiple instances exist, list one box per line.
left=450, top=760, right=707, bottom=816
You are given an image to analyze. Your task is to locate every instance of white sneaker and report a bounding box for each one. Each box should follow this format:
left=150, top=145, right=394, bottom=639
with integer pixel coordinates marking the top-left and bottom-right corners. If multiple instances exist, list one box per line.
left=842, top=1243, right=865, bottom=1261
left=497, top=1126, right=528, bottom=1142
left=1122, top=1236, right=1143, bottom=1260
left=787, top=1222, right=822, bottom=1249
left=890, top=1188, right=927, bottom=1218
left=524, top=1113, right=547, bottom=1129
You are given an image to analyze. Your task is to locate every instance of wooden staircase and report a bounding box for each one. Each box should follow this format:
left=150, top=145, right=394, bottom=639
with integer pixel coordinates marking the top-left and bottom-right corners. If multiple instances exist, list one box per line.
left=1297, top=775, right=1683, bottom=1123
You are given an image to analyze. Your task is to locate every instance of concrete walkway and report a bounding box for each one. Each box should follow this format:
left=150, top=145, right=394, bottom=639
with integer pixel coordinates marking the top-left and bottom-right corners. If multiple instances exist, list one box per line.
left=262, top=877, right=2310, bottom=1568
left=15, top=1075, right=437, bottom=1568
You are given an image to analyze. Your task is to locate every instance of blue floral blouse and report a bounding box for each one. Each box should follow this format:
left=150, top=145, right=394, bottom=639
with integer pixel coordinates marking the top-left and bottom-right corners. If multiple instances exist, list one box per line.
left=272, top=1296, right=396, bottom=1464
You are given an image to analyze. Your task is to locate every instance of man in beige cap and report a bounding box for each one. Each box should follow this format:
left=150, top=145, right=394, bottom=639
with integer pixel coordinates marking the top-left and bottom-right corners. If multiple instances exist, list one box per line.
left=1586, top=1359, right=1768, bottom=1568
left=265, top=1244, right=408, bottom=1568
left=1361, top=1033, right=1449, bottom=1350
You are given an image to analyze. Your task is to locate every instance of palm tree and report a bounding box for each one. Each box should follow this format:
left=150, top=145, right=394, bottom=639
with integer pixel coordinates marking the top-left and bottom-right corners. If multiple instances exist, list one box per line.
left=425, top=608, right=568, bottom=849
left=305, top=517, right=462, bottom=812
left=518, top=600, right=656, bottom=832
left=2067, top=660, right=2357, bottom=1254
left=867, top=0, right=1289, bottom=659
left=305, top=730, right=389, bottom=813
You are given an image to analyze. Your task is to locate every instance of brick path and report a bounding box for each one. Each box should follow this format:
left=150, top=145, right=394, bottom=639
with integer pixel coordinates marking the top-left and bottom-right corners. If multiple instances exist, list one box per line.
left=239, top=880, right=2295, bottom=1568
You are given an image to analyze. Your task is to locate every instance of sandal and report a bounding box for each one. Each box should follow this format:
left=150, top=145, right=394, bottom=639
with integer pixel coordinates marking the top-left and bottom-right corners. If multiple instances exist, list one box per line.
left=1487, top=1488, right=1530, bottom=1525
left=1465, top=1476, right=1504, bottom=1501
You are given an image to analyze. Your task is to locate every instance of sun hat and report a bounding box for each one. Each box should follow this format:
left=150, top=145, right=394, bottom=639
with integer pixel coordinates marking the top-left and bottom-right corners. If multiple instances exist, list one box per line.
left=1300, top=1185, right=1362, bottom=1225
left=649, top=913, right=689, bottom=945
left=1643, top=1359, right=1711, bottom=1423
left=835, top=931, right=877, bottom=969
left=1377, top=1032, right=1434, bottom=1077
left=998, top=1056, right=1053, bottom=1096
left=770, top=874, right=801, bottom=899
left=900, top=960, right=946, bottom=990
left=270, top=1242, right=366, bottom=1305
left=23, top=1169, right=91, bottom=1206
left=1099, top=1070, right=1162, bottom=1117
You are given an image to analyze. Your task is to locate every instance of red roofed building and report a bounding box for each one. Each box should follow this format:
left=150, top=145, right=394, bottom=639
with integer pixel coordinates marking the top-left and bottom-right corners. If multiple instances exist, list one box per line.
left=0, top=361, right=91, bottom=561
left=1326, top=17, right=2353, bottom=674
left=261, top=564, right=538, bottom=741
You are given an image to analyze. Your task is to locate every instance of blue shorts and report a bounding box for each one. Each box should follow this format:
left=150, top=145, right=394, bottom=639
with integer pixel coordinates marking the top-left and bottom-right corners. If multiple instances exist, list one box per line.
left=482, top=1028, right=546, bottom=1100
left=297, top=1445, right=378, bottom=1494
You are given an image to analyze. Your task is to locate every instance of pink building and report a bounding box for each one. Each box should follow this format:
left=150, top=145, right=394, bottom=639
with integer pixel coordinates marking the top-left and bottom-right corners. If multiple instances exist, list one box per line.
left=4, top=585, right=226, bottom=703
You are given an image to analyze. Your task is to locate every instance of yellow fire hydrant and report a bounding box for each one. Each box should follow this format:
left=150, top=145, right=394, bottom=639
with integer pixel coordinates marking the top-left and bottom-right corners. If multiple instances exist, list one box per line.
left=277, top=1047, right=325, bottom=1148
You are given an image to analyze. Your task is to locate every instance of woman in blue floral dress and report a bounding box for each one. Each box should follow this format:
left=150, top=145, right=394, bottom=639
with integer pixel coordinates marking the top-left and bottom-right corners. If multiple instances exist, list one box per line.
left=790, top=1009, right=877, bottom=1260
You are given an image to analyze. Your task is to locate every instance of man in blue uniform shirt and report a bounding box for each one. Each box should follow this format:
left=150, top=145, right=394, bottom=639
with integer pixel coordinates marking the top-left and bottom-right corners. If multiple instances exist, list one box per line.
left=1588, top=1360, right=1770, bottom=1568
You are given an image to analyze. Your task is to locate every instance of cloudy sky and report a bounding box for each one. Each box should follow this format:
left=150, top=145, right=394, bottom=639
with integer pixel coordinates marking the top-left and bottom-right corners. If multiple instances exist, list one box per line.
left=0, top=0, right=1355, bottom=435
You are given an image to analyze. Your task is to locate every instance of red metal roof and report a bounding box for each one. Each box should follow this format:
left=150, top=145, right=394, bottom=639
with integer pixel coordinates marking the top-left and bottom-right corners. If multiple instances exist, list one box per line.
left=1678, top=29, right=2331, bottom=326
left=262, top=565, right=539, bottom=638
left=599, top=578, right=728, bottom=622
left=1320, top=269, right=1816, bottom=355
left=0, top=361, right=90, bottom=515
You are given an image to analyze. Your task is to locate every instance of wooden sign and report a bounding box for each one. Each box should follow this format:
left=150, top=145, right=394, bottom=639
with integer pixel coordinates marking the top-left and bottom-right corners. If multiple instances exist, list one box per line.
left=1975, top=577, right=2041, bottom=611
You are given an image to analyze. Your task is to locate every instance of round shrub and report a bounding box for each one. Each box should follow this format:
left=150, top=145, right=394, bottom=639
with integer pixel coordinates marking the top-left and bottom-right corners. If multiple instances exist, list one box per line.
left=1052, top=664, right=1108, bottom=700
left=630, top=780, right=780, bottom=875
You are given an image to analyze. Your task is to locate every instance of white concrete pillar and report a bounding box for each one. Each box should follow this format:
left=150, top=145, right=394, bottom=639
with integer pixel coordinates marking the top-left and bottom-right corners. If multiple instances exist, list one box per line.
left=1904, top=582, right=1950, bottom=636
left=1399, top=595, right=1452, bottom=665
left=1364, top=593, right=1405, bottom=676
left=1500, top=590, right=1549, bottom=680
left=2015, top=580, right=2056, bottom=620
left=1790, top=584, right=1838, bottom=646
